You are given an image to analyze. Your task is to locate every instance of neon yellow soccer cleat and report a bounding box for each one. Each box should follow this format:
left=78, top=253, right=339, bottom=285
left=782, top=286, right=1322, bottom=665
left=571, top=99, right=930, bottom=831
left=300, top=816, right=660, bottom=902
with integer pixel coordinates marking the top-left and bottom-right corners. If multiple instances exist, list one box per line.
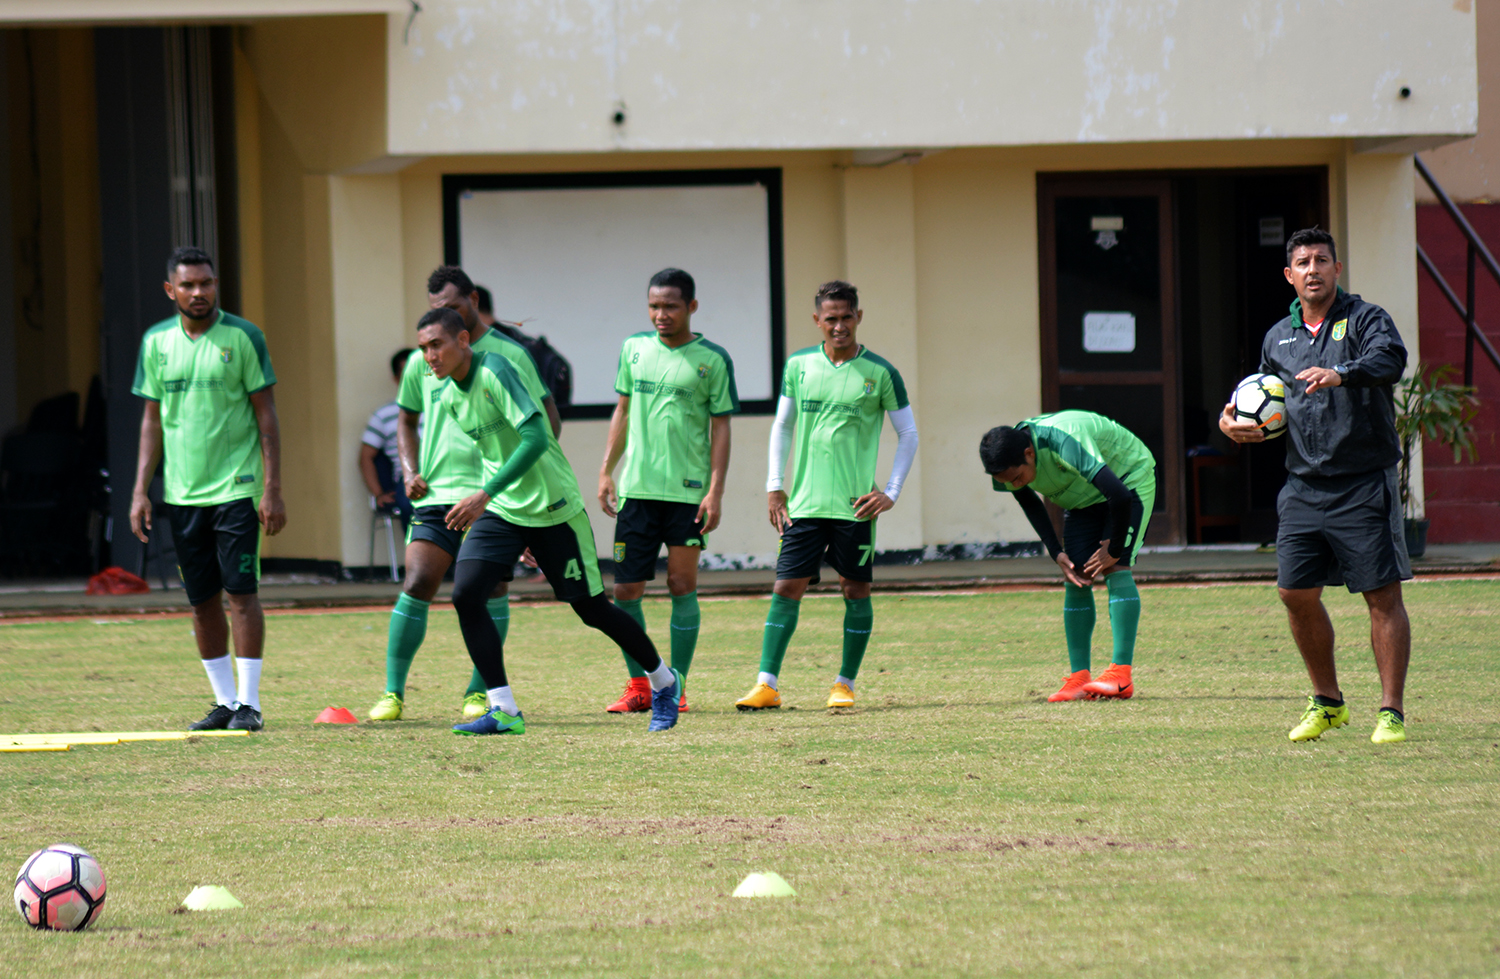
left=1370, top=709, right=1407, bottom=744
left=735, top=682, right=781, bottom=711
left=461, top=692, right=490, bottom=719
left=1288, top=696, right=1350, bottom=742
left=826, top=682, right=854, bottom=709
left=368, top=692, right=404, bottom=721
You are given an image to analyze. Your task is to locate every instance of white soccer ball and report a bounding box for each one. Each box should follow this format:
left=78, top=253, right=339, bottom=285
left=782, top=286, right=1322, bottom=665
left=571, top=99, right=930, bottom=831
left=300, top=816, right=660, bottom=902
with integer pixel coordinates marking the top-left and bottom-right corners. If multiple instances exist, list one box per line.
left=1232, top=373, right=1287, bottom=439
left=13, top=843, right=107, bottom=931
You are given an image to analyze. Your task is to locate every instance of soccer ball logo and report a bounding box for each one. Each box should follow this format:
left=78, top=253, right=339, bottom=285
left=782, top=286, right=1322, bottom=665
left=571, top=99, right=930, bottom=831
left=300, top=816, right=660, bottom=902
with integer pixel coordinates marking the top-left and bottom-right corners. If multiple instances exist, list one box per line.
left=1232, top=373, right=1287, bottom=439
left=13, top=843, right=107, bottom=931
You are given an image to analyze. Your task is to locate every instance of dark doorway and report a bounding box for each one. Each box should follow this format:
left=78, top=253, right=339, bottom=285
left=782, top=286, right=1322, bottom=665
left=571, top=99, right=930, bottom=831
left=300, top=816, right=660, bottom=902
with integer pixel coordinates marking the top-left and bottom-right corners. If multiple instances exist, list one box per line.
left=1039, top=168, right=1328, bottom=546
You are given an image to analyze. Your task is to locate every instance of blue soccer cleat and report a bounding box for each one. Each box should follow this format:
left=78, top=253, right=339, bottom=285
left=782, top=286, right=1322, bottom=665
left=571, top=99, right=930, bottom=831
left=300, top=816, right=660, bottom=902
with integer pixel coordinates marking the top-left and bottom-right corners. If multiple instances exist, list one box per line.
left=453, top=708, right=525, bottom=736
left=648, top=669, right=684, bottom=732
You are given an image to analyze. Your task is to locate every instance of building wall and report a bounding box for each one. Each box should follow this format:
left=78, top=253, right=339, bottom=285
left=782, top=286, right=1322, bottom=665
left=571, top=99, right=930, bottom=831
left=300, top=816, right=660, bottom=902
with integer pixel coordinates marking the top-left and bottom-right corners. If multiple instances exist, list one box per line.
left=1418, top=0, right=1499, bottom=203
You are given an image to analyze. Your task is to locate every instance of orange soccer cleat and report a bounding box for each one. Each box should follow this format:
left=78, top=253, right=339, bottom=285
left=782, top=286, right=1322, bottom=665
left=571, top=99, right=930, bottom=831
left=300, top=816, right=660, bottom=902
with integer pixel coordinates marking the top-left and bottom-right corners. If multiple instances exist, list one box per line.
left=606, top=677, right=652, bottom=713
left=1082, top=664, right=1134, bottom=699
left=1047, top=669, right=1095, bottom=702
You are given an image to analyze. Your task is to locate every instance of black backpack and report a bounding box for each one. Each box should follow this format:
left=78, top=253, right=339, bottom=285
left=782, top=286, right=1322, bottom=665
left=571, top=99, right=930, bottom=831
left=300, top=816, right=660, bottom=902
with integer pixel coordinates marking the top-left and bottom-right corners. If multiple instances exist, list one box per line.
left=494, top=321, right=572, bottom=406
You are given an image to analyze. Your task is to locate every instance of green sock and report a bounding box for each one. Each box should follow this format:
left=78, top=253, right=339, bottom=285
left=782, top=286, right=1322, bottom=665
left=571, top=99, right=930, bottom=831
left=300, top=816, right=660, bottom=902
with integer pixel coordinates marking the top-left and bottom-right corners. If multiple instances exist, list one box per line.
left=616, top=596, right=648, bottom=679
left=465, top=596, right=511, bottom=696
left=669, top=592, right=701, bottom=677
left=385, top=592, right=430, bottom=697
left=1062, top=583, right=1095, bottom=674
left=758, top=593, right=801, bottom=677
left=839, top=596, right=874, bottom=682
left=1105, top=571, right=1140, bottom=666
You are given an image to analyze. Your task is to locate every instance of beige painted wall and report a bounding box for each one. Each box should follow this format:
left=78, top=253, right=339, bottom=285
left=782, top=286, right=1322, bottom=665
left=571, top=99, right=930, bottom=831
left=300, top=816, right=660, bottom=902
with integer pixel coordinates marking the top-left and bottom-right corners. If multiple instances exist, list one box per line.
left=1418, top=0, right=1499, bottom=202
left=390, top=1, right=1476, bottom=156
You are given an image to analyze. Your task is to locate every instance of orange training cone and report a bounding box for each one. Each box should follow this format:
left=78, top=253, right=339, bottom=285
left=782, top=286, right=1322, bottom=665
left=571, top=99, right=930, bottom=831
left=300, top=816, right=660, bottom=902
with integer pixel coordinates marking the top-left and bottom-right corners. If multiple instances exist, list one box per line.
left=314, top=707, right=358, bottom=724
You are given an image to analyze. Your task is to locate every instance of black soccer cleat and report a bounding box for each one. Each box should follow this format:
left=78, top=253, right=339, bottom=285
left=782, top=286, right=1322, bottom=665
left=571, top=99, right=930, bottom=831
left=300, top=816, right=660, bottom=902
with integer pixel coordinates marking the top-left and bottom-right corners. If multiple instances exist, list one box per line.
left=227, top=705, right=263, bottom=731
left=189, top=703, right=236, bottom=731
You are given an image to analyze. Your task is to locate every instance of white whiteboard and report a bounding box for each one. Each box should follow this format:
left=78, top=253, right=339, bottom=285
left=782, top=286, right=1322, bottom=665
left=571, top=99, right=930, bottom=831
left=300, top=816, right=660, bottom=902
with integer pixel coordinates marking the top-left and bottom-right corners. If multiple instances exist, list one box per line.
left=456, top=183, right=774, bottom=406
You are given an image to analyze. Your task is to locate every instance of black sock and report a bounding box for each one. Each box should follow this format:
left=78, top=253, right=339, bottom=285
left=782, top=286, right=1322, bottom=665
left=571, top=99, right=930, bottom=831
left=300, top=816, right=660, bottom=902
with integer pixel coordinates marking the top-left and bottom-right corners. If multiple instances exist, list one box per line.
left=571, top=594, right=662, bottom=674
left=1381, top=707, right=1404, bottom=721
left=1313, top=693, right=1344, bottom=708
left=453, top=560, right=510, bottom=689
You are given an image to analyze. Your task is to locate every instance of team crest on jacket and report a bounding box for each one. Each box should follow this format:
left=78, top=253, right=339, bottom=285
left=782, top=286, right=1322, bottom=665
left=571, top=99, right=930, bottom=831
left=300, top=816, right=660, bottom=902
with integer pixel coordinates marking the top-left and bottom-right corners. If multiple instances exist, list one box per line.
left=698, top=363, right=710, bottom=378
left=863, top=378, right=875, bottom=396
left=219, top=347, right=232, bottom=364
left=1331, top=319, right=1347, bottom=341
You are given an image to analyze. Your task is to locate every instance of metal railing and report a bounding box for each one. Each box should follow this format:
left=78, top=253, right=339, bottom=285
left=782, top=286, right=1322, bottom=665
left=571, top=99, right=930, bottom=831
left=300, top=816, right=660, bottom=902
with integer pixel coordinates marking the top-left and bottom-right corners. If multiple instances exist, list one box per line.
left=1414, top=154, right=1500, bottom=385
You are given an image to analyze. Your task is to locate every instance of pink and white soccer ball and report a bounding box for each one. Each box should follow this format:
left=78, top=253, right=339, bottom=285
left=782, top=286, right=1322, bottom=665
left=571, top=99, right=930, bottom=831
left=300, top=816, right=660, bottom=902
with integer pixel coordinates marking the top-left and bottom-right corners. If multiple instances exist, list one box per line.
left=13, top=843, right=107, bottom=931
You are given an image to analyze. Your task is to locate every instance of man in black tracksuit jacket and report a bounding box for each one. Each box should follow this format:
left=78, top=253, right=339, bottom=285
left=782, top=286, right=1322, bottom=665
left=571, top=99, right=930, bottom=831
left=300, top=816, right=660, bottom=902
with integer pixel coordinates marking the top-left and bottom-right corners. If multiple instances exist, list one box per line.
left=1221, top=227, right=1411, bottom=746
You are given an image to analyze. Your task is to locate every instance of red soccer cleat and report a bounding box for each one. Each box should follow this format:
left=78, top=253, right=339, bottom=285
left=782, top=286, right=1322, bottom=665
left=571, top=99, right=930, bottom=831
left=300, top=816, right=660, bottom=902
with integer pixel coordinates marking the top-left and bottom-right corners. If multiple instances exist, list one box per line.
left=606, top=677, right=652, bottom=713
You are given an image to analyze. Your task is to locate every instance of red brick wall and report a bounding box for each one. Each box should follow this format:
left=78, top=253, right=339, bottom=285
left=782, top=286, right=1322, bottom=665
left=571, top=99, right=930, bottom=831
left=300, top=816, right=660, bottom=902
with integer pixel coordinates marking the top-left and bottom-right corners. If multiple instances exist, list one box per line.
left=1415, top=202, right=1500, bottom=542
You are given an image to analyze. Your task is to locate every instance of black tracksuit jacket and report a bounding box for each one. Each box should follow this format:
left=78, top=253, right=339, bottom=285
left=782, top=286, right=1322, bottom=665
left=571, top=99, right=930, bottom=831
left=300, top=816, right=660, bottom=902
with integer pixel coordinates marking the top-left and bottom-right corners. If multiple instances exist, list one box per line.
left=1258, top=289, right=1407, bottom=479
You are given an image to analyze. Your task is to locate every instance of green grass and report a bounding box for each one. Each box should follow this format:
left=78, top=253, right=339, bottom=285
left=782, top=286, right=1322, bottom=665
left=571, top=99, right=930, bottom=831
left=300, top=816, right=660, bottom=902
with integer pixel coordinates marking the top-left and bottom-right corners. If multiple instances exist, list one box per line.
left=1, top=581, right=1498, bottom=978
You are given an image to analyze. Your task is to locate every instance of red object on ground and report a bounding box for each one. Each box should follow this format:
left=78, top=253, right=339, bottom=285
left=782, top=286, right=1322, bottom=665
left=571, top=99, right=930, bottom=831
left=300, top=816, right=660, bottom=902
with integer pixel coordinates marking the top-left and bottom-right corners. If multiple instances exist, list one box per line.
left=85, top=567, right=151, bottom=595
left=313, top=707, right=358, bottom=725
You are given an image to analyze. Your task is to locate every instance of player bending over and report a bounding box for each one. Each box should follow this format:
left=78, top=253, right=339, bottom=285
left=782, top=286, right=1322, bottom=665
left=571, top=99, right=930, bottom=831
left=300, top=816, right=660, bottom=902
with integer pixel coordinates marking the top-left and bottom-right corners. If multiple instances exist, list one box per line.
left=368, top=266, right=562, bottom=722
left=598, top=268, right=738, bottom=713
left=416, top=308, right=683, bottom=734
left=979, top=411, right=1156, bottom=702
left=736, top=280, right=918, bottom=712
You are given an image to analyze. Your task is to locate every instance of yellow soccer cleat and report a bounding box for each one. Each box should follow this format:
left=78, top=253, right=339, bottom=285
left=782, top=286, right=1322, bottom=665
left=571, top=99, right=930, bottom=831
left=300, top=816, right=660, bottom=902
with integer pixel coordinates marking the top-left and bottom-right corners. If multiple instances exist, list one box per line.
left=826, top=682, right=855, bottom=709
left=1288, top=696, right=1350, bottom=742
left=1370, top=709, right=1406, bottom=744
left=735, top=682, right=781, bottom=711
left=368, top=692, right=404, bottom=721
left=461, top=692, right=490, bottom=719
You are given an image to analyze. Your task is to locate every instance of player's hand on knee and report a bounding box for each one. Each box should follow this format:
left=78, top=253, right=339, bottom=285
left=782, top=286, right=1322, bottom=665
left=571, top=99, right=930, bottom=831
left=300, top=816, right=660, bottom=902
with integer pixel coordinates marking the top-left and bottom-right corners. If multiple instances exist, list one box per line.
left=129, top=492, right=152, bottom=543
left=1056, top=552, right=1092, bottom=588
left=1082, top=544, right=1118, bottom=579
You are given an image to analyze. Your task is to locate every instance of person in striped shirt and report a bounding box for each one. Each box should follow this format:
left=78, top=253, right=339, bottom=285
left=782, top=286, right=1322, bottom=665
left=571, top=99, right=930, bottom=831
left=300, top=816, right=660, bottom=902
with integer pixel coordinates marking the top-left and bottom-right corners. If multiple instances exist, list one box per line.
left=359, top=348, right=416, bottom=527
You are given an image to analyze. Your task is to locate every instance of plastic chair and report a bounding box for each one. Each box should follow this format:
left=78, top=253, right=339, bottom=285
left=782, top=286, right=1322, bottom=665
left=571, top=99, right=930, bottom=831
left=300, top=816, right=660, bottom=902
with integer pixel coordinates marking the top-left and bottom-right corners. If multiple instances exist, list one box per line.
left=369, top=497, right=401, bottom=582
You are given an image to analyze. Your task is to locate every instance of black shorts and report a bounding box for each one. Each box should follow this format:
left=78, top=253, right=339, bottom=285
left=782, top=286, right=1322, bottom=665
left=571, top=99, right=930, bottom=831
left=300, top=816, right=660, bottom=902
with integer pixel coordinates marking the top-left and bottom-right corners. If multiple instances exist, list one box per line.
left=1276, top=466, right=1411, bottom=593
left=775, top=517, right=876, bottom=585
left=612, top=498, right=706, bottom=583
left=167, top=498, right=261, bottom=606
left=1062, top=491, right=1148, bottom=570
left=456, top=510, right=604, bottom=603
left=406, top=504, right=465, bottom=557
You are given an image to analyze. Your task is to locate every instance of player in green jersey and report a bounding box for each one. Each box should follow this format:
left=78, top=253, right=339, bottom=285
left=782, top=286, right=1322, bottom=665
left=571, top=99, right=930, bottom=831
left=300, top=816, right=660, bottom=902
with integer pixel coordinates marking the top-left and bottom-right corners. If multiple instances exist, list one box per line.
left=979, top=411, right=1157, bottom=702
left=414, top=308, right=683, bottom=734
left=598, top=268, right=739, bottom=714
left=368, top=266, right=563, bottom=723
left=736, top=281, right=919, bottom=712
left=129, top=246, right=285, bottom=732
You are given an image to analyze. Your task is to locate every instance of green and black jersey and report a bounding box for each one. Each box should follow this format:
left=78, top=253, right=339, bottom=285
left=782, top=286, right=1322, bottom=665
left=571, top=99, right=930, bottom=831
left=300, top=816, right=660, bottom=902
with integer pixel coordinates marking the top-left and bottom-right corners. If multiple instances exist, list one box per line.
left=781, top=344, right=908, bottom=521
left=397, top=328, right=548, bottom=507
left=991, top=411, right=1156, bottom=509
left=131, top=310, right=276, bottom=507
left=439, top=351, right=585, bottom=528
left=614, top=331, right=739, bottom=505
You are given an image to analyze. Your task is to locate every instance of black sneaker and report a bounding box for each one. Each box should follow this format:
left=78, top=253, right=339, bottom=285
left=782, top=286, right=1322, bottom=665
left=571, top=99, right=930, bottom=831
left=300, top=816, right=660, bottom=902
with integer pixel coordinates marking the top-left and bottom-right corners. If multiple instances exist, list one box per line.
left=227, top=704, right=263, bottom=731
left=189, top=703, right=236, bottom=731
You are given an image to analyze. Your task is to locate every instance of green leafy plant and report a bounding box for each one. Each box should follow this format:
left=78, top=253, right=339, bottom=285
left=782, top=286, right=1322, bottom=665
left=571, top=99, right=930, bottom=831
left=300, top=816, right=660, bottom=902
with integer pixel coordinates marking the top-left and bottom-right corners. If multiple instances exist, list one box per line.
left=1395, top=363, right=1480, bottom=519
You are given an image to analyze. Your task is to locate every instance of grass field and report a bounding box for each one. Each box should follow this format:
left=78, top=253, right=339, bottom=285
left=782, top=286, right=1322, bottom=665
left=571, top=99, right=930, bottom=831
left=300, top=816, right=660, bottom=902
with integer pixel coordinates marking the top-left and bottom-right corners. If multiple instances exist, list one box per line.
left=1, top=580, right=1498, bottom=978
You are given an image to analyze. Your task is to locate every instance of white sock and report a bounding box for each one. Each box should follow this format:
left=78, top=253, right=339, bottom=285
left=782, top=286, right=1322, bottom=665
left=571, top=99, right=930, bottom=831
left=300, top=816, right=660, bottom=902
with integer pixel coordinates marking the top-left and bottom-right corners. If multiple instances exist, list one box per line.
left=201, top=655, right=236, bottom=706
left=487, top=686, right=518, bottom=715
left=647, top=661, right=676, bottom=692
left=758, top=672, right=779, bottom=691
left=836, top=675, right=855, bottom=691
left=234, top=657, right=262, bottom=711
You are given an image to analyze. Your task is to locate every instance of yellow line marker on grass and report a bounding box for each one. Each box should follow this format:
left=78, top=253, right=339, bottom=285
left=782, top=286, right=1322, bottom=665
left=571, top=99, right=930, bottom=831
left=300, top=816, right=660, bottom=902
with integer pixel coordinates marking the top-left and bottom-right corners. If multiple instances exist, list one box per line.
left=1, top=731, right=251, bottom=747
left=1, top=744, right=70, bottom=752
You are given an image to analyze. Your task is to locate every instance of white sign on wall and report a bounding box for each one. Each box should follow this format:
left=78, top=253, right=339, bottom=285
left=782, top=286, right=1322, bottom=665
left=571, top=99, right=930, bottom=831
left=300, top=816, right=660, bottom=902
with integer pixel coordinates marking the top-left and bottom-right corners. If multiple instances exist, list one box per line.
left=1082, top=312, right=1136, bottom=353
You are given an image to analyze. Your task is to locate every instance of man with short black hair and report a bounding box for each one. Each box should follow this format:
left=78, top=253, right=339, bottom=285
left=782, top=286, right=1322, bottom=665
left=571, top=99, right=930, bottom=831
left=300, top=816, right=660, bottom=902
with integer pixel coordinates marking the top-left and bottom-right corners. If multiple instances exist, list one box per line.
left=980, top=412, right=1155, bottom=701
left=360, top=348, right=417, bottom=528
left=415, top=307, right=683, bottom=734
left=598, top=268, right=738, bottom=713
left=1220, top=227, right=1412, bottom=744
left=130, top=246, right=284, bottom=732
left=736, top=280, right=918, bottom=712
left=366, top=266, right=561, bottom=722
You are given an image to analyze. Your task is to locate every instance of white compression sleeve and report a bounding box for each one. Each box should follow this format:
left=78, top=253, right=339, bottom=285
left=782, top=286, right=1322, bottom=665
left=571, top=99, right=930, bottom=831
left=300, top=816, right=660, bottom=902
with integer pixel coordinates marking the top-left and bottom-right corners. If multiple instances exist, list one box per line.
left=766, top=395, right=797, bottom=491
left=883, top=405, right=919, bottom=502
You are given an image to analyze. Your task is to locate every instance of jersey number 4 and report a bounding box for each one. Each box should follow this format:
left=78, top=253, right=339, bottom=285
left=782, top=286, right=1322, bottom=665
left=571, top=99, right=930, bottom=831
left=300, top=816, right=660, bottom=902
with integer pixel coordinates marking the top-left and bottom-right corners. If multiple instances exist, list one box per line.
left=563, top=559, right=583, bottom=580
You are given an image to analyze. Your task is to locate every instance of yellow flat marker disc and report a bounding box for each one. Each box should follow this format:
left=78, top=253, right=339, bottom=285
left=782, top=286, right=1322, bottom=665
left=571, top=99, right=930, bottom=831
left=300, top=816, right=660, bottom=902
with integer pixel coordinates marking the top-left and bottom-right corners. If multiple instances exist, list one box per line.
left=1, top=730, right=252, bottom=746
left=1, top=744, right=70, bottom=752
